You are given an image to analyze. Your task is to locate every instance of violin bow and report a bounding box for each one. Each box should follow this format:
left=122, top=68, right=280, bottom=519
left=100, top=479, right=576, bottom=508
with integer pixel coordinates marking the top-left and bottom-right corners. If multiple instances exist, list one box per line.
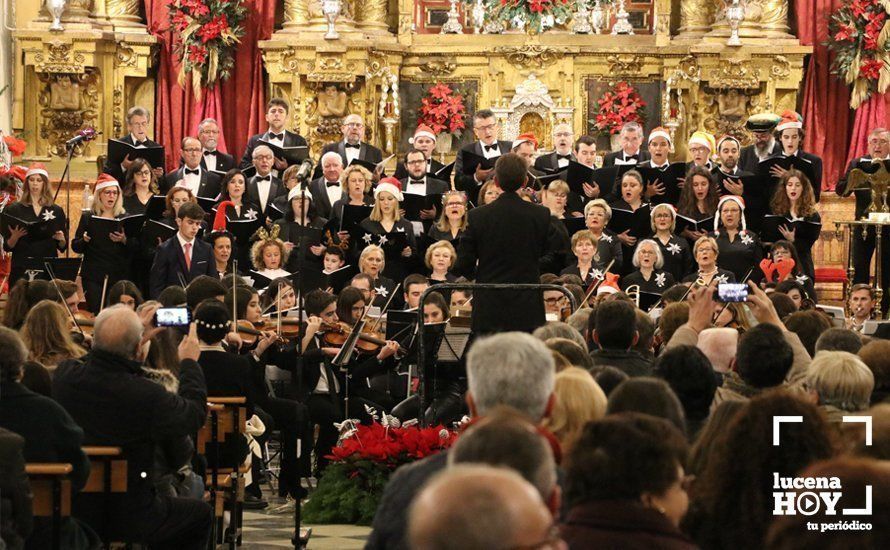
left=99, top=275, right=109, bottom=312
left=368, top=282, right=401, bottom=333
left=712, top=267, right=755, bottom=324
left=45, top=261, right=85, bottom=337
left=581, top=259, right=615, bottom=308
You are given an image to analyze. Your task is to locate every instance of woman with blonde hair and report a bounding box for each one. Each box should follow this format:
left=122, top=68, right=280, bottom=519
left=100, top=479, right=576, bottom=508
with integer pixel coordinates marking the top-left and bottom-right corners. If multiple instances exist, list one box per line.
left=20, top=300, right=86, bottom=370
left=358, top=177, right=416, bottom=282
left=807, top=351, right=874, bottom=422
left=541, top=180, right=576, bottom=220
left=428, top=190, right=468, bottom=242
left=478, top=180, right=503, bottom=205
left=583, top=199, right=623, bottom=273
left=425, top=240, right=457, bottom=282
left=331, top=164, right=373, bottom=222
left=682, top=235, right=736, bottom=284
left=544, top=366, right=608, bottom=453
left=358, top=244, right=396, bottom=307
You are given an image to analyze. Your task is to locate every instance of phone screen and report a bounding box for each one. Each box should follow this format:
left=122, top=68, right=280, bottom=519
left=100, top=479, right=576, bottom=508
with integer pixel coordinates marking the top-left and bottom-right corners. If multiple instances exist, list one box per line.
left=154, top=307, right=191, bottom=327
left=715, top=283, right=748, bottom=303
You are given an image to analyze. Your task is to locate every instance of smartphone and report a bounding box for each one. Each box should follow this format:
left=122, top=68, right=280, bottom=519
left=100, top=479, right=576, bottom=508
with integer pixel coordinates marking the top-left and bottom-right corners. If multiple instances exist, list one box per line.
left=714, top=283, right=748, bottom=303
left=154, top=307, right=191, bottom=327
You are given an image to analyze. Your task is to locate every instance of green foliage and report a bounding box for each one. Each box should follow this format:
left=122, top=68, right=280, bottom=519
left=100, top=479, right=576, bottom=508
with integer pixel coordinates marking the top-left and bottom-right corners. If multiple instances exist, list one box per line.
left=303, top=461, right=392, bottom=525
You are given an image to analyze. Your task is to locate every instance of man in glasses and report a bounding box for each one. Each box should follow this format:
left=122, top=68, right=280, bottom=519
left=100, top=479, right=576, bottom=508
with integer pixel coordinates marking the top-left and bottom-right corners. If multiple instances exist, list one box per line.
left=535, top=123, right=576, bottom=173
left=313, top=113, right=384, bottom=179
left=454, top=109, right=512, bottom=205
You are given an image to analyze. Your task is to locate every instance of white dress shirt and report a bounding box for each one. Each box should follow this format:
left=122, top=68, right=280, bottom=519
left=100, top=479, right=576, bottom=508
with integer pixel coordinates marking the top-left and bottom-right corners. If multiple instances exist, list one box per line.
left=324, top=180, right=342, bottom=207
left=255, top=175, right=272, bottom=212
left=344, top=141, right=361, bottom=164
left=202, top=149, right=217, bottom=172
left=404, top=176, right=427, bottom=196
left=181, top=165, right=202, bottom=196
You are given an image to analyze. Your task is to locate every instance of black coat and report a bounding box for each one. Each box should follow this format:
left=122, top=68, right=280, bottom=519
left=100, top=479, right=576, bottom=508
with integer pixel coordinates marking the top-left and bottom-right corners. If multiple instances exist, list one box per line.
left=246, top=174, right=286, bottom=220
left=655, top=234, right=694, bottom=282
left=102, top=134, right=163, bottom=184
left=71, top=211, right=134, bottom=284
left=149, top=234, right=216, bottom=298
left=738, top=140, right=782, bottom=173
left=399, top=176, right=450, bottom=197
left=309, top=176, right=343, bottom=220
left=562, top=500, right=698, bottom=550
left=240, top=130, right=308, bottom=170
left=159, top=166, right=221, bottom=198
left=602, top=149, right=650, bottom=168
left=1, top=202, right=67, bottom=285
left=534, top=151, right=575, bottom=173
left=199, top=150, right=236, bottom=174
left=454, top=192, right=554, bottom=333
left=453, top=140, right=512, bottom=205
left=589, top=348, right=653, bottom=377
left=312, top=141, right=384, bottom=180
left=53, top=350, right=207, bottom=528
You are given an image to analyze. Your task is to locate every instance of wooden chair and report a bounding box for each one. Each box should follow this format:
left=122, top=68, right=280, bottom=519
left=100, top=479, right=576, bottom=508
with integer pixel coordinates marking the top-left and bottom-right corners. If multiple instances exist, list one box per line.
left=197, top=397, right=248, bottom=549
left=25, top=462, right=73, bottom=550
left=82, top=446, right=128, bottom=547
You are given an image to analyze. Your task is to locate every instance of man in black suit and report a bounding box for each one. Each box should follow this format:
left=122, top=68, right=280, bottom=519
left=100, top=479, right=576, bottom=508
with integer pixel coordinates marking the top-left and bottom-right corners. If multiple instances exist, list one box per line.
left=837, top=127, right=890, bottom=314
left=738, top=113, right=782, bottom=173
left=454, top=109, right=512, bottom=205
left=246, top=145, right=286, bottom=220
left=602, top=121, right=650, bottom=167
left=393, top=124, right=446, bottom=180
left=313, top=114, right=385, bottom=179
left=149, top=202, right=217, bottom=298
left=159, top=137, right=222, bottom=197
left=102, top=105, right=164, bottom=184
left=240, top=98, right=308, bottom=177
left=197, top=117, right=236, bottom=173
left=309, top=151, right=345, bottom=220
left=400, top=148, right=450, bottom=232
left=53, top=306, right=211, bottom=549
left=454, top=153, right=556, bottom=333
left=534, top=123, right=575, bottom=173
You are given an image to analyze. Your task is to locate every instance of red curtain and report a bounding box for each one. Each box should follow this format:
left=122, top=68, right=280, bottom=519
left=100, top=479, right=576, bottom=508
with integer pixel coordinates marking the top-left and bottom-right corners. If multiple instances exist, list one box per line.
left=847, top=93, right=887, bottom=161
left=143, top=0, right=276, bottom=170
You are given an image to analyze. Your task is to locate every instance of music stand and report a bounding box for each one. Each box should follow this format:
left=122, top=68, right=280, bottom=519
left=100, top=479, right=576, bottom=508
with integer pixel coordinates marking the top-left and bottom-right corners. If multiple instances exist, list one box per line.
left=331, top=318, right=366, bottom=419
left=19, top=256, right=82, bottom=281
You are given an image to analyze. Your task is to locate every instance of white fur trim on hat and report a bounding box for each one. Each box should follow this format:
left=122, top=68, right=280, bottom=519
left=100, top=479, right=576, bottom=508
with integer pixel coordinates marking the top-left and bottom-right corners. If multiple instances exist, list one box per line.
left=25, top=167, right=48, bottom=181
left=648, top=129, right=672, bottom=145
left=408, top=125, right=437, bottom=145
left=688, top=135, right=712, bottom=151
left=374, top=181, right=403, bottom=202
left=650, top=203, right=677, bottom=218
left=715, top=195, right=746, bottom=232
left=288, top=186, right=312, bottom=202
left=94, top=180, right=119, bottom=193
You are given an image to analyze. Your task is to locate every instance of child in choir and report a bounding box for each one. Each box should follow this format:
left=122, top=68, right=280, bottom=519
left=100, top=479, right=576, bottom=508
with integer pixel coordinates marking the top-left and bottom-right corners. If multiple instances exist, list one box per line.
left=250, top=229, right=292, bottom=282
left=149, top=201, right=216, bottom=297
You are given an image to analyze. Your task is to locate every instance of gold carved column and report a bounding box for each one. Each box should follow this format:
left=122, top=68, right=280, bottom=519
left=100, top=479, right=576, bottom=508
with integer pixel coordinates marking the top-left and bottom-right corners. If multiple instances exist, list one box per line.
left=354, top=0, right=391, bottom=34
left=707, top=0, right=793, bottom=42
left=283, top=0, right=311, bottom=31
left=106, top=0, right=145, bottom=29
left=676, top=0, right=716, bottom=38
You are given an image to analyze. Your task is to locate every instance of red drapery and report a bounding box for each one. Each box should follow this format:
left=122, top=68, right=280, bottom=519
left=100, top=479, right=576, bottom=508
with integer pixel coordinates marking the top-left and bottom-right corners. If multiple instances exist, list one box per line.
left=143, top=0, right=276, bottom=170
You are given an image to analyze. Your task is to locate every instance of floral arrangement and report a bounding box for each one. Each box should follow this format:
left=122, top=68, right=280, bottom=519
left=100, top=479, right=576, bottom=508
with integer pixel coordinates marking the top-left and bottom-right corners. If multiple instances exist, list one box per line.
left=303, top=415, right=456, bottom=525
left=167, top=0, right=248, bottom=98
left=826, top=0, right=890, bottom=108
left=417, top=83, right=468, bottom=137
left=471, top=0, right=574, bottom=34
left=592, top=81, right=647, bottom=136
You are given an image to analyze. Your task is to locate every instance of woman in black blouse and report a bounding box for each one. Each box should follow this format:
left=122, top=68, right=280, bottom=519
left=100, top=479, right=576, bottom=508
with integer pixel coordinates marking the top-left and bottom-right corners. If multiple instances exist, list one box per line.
left=712, top=195, right=763, bottom=283
left=676, top=165, right=719, bottom=243
left=427, top=190, right=468, bottom=243
left=561, top=230, right=602, bottom=287
left=72, top=174, right=134, bottom=313
left=650, top=203, right=694, bottom=282
left=2, top=163, right=67, bottom=285
left=357, top=244, right=397, bottom=308
left=583, top=199, right=623, bottom=273
left=217, top=169, right=261, bottom=221
left=358, top=178, right=417, bottom=283
left=274, top=187, right=328, bottom=272
left=682, top=236, right=737, bottom=285
left=121, top=158, right=159, bottom=215
left=621, top=239, right=677, bottom=304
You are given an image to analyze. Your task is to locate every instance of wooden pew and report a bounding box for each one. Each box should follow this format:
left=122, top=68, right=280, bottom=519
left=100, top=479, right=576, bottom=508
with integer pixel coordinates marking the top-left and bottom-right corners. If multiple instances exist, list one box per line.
left=25, top=462, right=73, bottom=550
left=82, top=446, right=127, bottom=547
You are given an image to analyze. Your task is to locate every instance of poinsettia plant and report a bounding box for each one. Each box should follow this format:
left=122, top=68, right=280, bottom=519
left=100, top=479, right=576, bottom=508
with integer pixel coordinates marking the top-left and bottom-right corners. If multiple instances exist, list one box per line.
left=826, top=0, right=890, bottom=108
left=417, top=83, right=468, bottom=137
left=592, top=81, right=647, bottom=136
left=167, top=0, right=248, bottom=99
left=469, top=0, right=574, bottom=33
left=303, top=418, right=456, bottom=524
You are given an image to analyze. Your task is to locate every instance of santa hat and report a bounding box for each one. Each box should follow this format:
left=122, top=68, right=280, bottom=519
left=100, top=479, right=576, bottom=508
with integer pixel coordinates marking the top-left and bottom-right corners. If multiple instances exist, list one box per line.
left=647, top=127, right=672, bottom=145
left=688, top=131, right=716, bottom=153
left=212, top=201, right=234, bottom=232
left=715, top=195, right=746, bottom=232
left=25, top=162, right=49, bottom=182
left=717, top=135, right=741, bottom=150
left=650, top=203, right=677, bottom=219
left=776, top=110, right=803, bottom=132
left=745, top=112, right=781, bottom=132
left=512, top=132, right=538, bottom=150
left=408, top=124, right=437, bottom=145
left=0, top=165, right=27, bottom=183
left=94, top=173, right=119, bottom=193
left=597, top=273, right=621, bottom=296
left=374, top=177, right=403, bottom=201
left=287, top=186, right=313, bottom=202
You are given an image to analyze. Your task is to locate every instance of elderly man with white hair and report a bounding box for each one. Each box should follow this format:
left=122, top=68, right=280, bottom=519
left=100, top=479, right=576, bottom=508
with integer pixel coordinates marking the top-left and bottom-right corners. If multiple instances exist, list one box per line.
left=603, top=121, right=650, bottom=167
left=308, top=150, right=345, bottom=219
left=696, top=327, right=739, bottom=376
left=367, top=332, right=557, bottom=550
left=53, top=305, right=211, bottom=549
left=247, top=144, right=286, bottom=218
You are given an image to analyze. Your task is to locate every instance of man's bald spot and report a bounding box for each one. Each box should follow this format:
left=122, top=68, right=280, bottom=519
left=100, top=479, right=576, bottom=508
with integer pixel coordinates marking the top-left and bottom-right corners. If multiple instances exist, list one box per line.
left=92, top=304, right=144, bottom=359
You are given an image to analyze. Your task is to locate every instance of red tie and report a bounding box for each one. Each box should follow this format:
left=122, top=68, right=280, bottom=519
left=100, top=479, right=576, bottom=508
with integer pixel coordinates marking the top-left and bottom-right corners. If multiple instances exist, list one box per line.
left=183, top=242, right=192, bottom=271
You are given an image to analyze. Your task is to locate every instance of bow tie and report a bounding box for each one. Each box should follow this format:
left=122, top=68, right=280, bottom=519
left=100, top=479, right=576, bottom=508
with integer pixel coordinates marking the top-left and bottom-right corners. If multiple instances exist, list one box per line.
left=256, top=175, right=271, bottom=182
left=184, top=168, right=200, bottom=176
left=484, top=144, right=499, bottom=152
left=624, top=154, right=639, bottom=161
left=409, top=179, right=425, bottom=185
left=203, top=150, right=216, bottom=156
left=556, top=154, right=572, bottom=160
left=345, top=143, right=361, bottom=149
left=269, top=133, right=284, bottom=141
left=133, top=140, right=146, bottom=147
left=325, top=181, right=339, bottom=188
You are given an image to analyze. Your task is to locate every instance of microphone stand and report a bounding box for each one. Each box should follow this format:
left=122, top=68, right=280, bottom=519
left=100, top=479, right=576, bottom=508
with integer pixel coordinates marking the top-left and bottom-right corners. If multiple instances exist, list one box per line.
left=53, top=143, right=77, bottom=258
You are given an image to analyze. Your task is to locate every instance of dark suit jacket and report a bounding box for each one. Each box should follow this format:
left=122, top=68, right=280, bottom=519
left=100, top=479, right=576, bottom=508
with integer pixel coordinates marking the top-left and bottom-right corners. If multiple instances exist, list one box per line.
left=453, top=140, right=513, bottom=205
left=738, top=141, right=782, bottom=173
left=534, top=151, right=575, bottom=173
left=0, top=427, right=31, bottom=549
left=392, top=157, right=446, bottom=180
left=797, top=150, right=823, bottom=201
left=239, top=130, right=308, bottom=170
left=246, top=174, right=286, bottom=220
left=454, top=192, right=553, bottom=332
left=312, top=141, right=385, bottom=180
left=159, top=166, right=221, bottom=198
left=309, top=176, right=343, bottom=220
left=102, top=134, right=163, bottom=185
left=399, top=176, right=450, bottom=196
left=199, top=150, right=236, bottom=174
left=148, top=235, right=216, bottom=298
left=603, top=149, right=650, bottom=168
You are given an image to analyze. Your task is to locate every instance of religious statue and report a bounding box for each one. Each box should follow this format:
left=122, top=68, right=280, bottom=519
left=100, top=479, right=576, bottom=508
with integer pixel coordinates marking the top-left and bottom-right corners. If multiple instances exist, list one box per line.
left=716, top=89, right=748, bottom=119
left=842, top=162, right=890, bottom=216
left=317, top=84, right=348, bottom=118
left=50, top=75, right=81, bottom=110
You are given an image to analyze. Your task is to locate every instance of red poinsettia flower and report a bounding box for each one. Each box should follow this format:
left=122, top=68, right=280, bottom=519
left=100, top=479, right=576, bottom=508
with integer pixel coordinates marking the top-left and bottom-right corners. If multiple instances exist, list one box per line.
left=859, top=58, right=884, bottom=80
left=849, top=0, right=871, bottom=19
left=187, top=44, right=208, bottom=64
left=3, top=135, right=27, bottom=157
left=833, top=22, right=857, bottom=42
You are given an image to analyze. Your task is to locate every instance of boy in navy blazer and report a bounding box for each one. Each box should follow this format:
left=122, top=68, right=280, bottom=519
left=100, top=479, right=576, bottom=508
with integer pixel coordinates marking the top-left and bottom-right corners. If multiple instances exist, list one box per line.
left=149, top=201, right=216, bottom=298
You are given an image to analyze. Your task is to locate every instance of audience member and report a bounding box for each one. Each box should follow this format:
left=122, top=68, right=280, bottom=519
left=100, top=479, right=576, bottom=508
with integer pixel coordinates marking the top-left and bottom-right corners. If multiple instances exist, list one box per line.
left=544, top=337, right=593, bottom=371
left=657, top=302, right=689, bottom=349
left=654, top=345, right=718, bottom=437
left=857, top=340, right=890, bottom=404
left=589, top=300, right=652, bottom=376
left=814, top=327, right=863, bottom=355
left=20, top=300, right=86, bottom=370
left=806, top=351, right=874, bottom=422
left=606, top=378, right=687, bottom=433
left=543, top=367, right=607, bottom=453
left=783, top=309, right=832, bottom=357
left=769, top=292, right=798, bottom=320
left=532, top=321, right=587, bottom=351
left=696, top=327, right=737, bottom=374
left=633, top=309, right=656, bottom=360
left=0, top=427, right=31, bottom=550
left=592, top=366, right=629, bottom=396
left=686, top=400, right=745, bottom=476
left=19, top=360, right=53, bottom=398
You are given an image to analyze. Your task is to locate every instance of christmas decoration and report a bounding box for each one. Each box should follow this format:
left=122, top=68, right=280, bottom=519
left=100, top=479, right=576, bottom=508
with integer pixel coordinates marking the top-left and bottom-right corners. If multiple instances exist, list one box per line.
left=468, top=0, right=574, bottom=34
left=591, top=81, right=647, bottom=136
left=417, top=83, right=468, bottom=137
left=826, top=0, right=890, bottom=108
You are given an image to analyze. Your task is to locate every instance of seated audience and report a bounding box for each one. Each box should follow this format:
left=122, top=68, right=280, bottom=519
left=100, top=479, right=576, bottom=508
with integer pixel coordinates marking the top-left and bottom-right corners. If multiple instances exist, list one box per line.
left=544, top=337, right=593, bottom=371
left=543, top=367, right=607, bottom=453
left=857, top=340, right=890, bottom=405
left=686, top=400, right=746, bottom=476
left=654, top=345, right=718, bottom=437
left=20, top=300, right=87, bottom=371
left=589, top=300, right=652, bottom=376
left=783, top=309, right=832, bottom=357
left=696, top=327, right=737, bottom=375
left=606, top=378, right=687, bottom=433
left=532, top=321, right=587, bottom=351
left=806, top=351, right=874, bottom=422
left=814, top=327, right=862, bottom=355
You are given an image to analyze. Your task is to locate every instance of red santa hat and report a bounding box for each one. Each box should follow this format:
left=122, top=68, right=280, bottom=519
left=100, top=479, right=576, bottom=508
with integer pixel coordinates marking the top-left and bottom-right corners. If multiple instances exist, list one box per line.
left=512, top=132, right=538, bottom=150
left=25, top=162, right=49, bottom=182
left=374, top=177, right=404, bottom=202
left=776, top=110, right=803, bottom=132
left=408, top=124, right=437, bottom=145
left=647, top=127, right=672, bottom=145
left=94, top=173, right=120, bottom=193
left=596, top=273, right=621, bottom=296
left=212, top=201, right=234, bottom=232
left=715, top=195, right=746, bottom=232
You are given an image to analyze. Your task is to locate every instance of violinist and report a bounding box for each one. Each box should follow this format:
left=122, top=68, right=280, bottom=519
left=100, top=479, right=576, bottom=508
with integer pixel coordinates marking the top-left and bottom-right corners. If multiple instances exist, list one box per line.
left=358, top=244, right=396, bottom=308
left=349, top=272, right=378, bottom=309
left=260, top=277, right=296, bottom=315
left=107, top=280, right=144, bottom=310
left=72, top=174, right=134, bottom=313
left=2, top=163, right=67, bottom=285
left=20, top=300, right=87, bottom=370
left=403, top=274, right=430, bottom=310
left=426, top=240, right=458, bottom=283
left=424, top=292, right=450, bottom=324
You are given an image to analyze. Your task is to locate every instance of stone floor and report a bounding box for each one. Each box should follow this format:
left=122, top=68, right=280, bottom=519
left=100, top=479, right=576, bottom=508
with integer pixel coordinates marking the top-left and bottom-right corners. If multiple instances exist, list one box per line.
left=240, top=495, right=371, bottom=549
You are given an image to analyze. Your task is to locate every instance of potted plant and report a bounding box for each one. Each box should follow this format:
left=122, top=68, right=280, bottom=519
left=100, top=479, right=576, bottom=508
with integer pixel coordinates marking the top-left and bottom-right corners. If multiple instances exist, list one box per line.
left=591, top=81, right=647, bottom=151
left=417, top=83, right=468, bottom=157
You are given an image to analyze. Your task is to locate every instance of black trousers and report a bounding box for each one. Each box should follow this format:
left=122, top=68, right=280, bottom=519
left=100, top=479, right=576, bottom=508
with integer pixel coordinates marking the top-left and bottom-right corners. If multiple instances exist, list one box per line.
left=256, top=397, right=307, bottom=498
left=852, top=226, right=890, bottom=314
left=305, top=393, right=342, bottom=474
left=82, top=274, right=125, bottom=314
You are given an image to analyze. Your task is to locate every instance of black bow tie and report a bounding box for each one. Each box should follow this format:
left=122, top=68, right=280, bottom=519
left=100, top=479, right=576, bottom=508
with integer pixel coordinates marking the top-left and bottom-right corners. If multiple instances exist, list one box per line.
left=133, top=140, right=146, bottom=147
left=184, top=168, right=199, bottom=176
left=345, top=143, right=361, bottom=149
left=325, top=181, right=339, bottom=188
left=624, top=154, right=639, bottom=161
left=484, top=144, right=499, bottom=152
left=256, top=175, right=271, bottom=182
left=557, top=154, right=572, bottom=161
left=203, top=150, right=216, bottom=156
left=269, top=133, right=284, bottom=141
left=409, top=179, right=425, bottom=185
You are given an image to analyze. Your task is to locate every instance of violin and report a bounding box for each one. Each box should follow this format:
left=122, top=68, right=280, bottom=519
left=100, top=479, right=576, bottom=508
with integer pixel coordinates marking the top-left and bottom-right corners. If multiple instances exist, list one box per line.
left=320, top=321, right=407, bottom=357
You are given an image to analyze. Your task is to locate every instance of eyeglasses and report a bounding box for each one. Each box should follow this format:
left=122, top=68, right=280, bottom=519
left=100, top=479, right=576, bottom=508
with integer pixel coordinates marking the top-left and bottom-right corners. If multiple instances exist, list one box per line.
left=475, top=123, right=497, bottom=132
left=554, top=132, right=572, bottom=138
left=543, top=296, right=567, bottom=305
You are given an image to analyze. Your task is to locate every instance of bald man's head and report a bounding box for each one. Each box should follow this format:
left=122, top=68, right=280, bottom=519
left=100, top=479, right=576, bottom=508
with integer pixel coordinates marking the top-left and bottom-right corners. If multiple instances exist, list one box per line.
left=409, top=465, right=559, bottom=550
left=92, top=304, right=144, bottom=360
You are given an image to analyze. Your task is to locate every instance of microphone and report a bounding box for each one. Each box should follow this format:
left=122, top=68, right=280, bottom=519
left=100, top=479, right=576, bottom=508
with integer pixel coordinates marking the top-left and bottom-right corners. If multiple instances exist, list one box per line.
left=295, top=158, right=314, bottom=182
left=66, top=127, right=101, bottom=148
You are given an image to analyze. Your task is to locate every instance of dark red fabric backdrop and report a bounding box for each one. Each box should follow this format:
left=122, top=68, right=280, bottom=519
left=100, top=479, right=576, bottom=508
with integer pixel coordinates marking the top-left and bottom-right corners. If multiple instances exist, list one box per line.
left=144, top=0, right=276, bottom=170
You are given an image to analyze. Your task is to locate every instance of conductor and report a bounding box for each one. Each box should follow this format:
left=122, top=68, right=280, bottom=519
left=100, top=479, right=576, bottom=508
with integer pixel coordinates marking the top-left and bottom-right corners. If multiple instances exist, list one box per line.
left=455, top=153, right=555, bottom=333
